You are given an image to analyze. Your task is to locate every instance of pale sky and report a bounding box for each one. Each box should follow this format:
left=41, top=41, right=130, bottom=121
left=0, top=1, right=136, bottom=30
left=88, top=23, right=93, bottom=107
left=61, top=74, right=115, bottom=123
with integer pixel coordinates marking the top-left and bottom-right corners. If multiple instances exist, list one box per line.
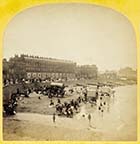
left=3, top=3, right=137, bottom=71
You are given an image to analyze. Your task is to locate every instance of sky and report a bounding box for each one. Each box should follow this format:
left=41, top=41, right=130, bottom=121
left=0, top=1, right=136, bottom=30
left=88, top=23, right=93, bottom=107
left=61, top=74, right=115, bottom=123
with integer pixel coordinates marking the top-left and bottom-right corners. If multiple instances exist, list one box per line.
left=3, top=3, right=137, bottom=71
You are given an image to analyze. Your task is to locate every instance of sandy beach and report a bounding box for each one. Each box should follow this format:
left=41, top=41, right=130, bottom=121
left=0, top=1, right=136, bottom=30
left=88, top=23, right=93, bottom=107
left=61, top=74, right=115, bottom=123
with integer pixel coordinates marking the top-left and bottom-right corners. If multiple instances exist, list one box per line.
left=3, top=85, right=137, bottom=141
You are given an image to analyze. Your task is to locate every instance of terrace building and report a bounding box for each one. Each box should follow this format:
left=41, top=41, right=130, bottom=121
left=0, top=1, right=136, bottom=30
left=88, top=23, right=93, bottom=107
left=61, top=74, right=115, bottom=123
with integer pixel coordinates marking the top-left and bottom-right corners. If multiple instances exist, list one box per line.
left=3, top=54, right=98, bottom=81
left=3, top=54, right=76, bottom=80
left=23, top=55, right=76, bottom=79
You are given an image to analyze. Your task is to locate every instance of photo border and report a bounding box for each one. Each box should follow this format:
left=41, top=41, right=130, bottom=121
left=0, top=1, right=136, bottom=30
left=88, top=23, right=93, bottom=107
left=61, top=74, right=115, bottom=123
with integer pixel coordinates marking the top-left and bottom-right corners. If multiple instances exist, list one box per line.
left=0, top=0, right=139, bottom=144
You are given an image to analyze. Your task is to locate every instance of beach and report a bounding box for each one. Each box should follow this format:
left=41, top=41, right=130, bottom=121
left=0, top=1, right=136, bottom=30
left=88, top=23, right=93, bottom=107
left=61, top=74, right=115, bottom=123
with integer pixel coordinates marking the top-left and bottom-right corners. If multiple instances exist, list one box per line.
left=3, top=85, right=137, bottom=141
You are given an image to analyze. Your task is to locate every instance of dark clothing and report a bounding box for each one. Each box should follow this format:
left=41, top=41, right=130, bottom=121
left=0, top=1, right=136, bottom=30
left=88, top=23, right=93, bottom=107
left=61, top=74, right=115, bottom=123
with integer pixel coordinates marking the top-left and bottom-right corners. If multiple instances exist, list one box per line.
left=53, top=113, right=56, bottom=123
left=88, top=114, right=91, bottom=122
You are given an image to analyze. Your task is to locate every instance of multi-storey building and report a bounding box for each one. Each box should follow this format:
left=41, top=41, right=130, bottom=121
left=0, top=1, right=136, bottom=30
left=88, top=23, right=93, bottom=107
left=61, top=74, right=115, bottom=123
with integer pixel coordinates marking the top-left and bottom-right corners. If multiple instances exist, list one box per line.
left=118, top=67, right=137, bottom=81
left=23, top=55, right=76, bottom=79
left=3, top=54, right=77, bottom=80
left=76, top=65, right=98, bottom=79
left=3, top=54, right=98, bottom=80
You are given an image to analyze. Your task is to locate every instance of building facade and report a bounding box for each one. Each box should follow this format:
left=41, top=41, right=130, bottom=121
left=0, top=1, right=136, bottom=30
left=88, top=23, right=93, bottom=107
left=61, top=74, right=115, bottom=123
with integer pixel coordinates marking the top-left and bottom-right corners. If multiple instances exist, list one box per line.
left=99, top=70, right=118, bottom=81
left=118, top=67, right=137, bottom=81
left=76, top=65, right=98, bottom=80
left=22, top=54, right=77, bottom=80
left=3, top=54, right=98, bottom=81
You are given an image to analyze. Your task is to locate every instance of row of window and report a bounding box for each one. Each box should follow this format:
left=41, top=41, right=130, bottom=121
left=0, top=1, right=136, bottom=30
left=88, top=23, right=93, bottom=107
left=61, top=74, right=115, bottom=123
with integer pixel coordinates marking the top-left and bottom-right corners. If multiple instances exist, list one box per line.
left=27, top=72, right=75, bottom=78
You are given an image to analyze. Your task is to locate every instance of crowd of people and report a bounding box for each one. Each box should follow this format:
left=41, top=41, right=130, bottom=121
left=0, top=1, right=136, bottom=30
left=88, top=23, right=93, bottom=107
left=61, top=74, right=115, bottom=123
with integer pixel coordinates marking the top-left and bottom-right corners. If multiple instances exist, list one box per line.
left=47, top=86, right=99, bottom=118
left=3, top=76, right=115, bottom=119
left=48, top=84, right=115, bottom=119
left=3, top=87, right=32, bottom=116
left=50, top=95, right=88, bottom=118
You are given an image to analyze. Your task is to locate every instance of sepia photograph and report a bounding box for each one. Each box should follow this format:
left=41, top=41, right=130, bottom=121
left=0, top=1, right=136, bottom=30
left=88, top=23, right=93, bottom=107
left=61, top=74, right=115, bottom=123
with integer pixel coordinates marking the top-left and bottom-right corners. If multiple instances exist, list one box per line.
left=2, top=3, right=137, bottom=141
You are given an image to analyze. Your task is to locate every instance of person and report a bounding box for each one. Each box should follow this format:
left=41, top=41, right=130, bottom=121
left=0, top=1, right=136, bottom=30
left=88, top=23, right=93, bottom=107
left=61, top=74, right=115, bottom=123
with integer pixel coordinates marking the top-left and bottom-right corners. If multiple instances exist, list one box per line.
left=50, top=99, right=54, bottom=106
left=16, top=88, right=20, bottom=95
left=95, top=91, right=98, bottom=99
left=78, top=96, right=81, bottom=103
left=57, top=99, right=61, bottom=104
left=53, top=113, right=56, bottom=123
left=88, top=114, right=91, bottom=126
left=84, top=94, right=88, bottom=103
left=101, top=109, right=104, bottom=117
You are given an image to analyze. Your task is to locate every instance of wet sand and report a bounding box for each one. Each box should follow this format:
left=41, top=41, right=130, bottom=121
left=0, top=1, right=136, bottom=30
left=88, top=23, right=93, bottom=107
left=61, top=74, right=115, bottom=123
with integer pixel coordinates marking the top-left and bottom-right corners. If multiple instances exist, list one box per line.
left=3, top=85, right=137, bottom=141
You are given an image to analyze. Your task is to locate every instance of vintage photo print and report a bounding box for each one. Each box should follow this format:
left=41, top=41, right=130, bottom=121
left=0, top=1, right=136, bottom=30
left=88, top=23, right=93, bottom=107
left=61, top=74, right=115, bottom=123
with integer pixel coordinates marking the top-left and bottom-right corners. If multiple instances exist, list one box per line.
left=2, top=2, right=137, bottom=141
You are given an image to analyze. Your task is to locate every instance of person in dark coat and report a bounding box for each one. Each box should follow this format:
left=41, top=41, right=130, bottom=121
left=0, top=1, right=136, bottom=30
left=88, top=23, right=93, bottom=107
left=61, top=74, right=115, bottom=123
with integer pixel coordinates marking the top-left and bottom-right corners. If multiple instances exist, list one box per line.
left=53, top=113, right=56, bottom=123
left=88, top=114, right=91, bottom=126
